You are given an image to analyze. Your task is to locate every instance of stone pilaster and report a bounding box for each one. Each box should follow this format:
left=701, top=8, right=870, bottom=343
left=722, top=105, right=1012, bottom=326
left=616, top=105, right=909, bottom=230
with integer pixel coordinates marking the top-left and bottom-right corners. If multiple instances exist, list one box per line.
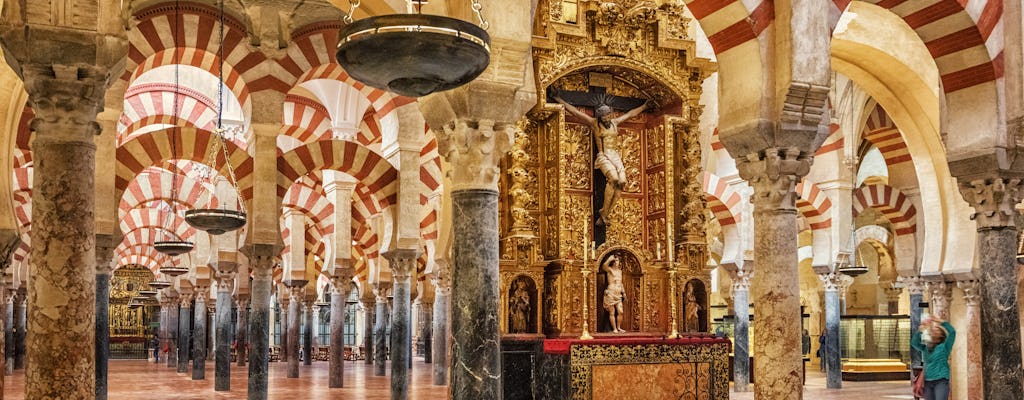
left=959, top=177, right=1023, bottom=399
left=215, top=273, right=236, bottom=391
left=285, top=281, right=307, bottom=378
left=192, top=287, right=208, bottom=380
left=731, top=270, right=751, bottom=392
left=385, top=249, right=418, bottom=400
left=235, top=297, right=248, bottom=367
left=302, top=298, right=313, bottom=367
left=736, top=147, right=811, bottom=399
left=431, top=261, right=451, bottom=386
left=819, top=272, right=843, bottom=389
left=94, top=235, right=115, bottom=400
left=247, top=252, right=276, bottom=400
left=329, top=273, right=353, bottom=388
left=177, top=292, right=193, bottom=374
left=372, top=282, right=391, bottom=377
left=900, top=276, right=926, bottom=374
left=958, top=280, right=983, bottom=400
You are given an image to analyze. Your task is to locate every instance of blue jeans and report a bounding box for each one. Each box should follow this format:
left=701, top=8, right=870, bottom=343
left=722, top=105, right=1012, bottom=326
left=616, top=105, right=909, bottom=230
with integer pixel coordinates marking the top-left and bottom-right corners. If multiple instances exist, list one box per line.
left=923, top=378, right=949, bottom=400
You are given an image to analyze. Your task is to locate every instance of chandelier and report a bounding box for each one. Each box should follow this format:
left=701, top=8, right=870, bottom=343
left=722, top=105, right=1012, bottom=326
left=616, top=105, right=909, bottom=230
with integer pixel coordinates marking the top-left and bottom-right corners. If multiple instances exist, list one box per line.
left=184, top=0, right=247, bottom=236
left=335, top=0, right=491, bottom=97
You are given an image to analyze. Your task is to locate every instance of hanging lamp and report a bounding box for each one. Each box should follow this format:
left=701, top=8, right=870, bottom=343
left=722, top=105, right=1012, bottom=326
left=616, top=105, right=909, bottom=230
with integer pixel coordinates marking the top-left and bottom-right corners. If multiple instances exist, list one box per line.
left=335, top=0, right=491, bottom=97
left=137, top=289, right=158, bottom=297
left=155, top=0, right=194, bottom=256
left=185, top=0, right=247, bottom=235
left=159, top=265, right=190, bottom=277
left=147, top=279, right=172, bottom=290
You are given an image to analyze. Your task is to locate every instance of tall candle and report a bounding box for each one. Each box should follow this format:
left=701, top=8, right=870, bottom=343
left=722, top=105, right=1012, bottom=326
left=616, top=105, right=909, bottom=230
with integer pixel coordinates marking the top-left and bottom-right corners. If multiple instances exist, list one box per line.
left=582, top=218, right=588, bottom=264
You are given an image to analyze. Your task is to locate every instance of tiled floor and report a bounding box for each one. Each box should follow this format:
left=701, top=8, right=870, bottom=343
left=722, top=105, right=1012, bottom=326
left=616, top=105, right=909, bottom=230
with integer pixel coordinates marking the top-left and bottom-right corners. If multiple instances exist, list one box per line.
left=1, top=359, right=914, bottom=399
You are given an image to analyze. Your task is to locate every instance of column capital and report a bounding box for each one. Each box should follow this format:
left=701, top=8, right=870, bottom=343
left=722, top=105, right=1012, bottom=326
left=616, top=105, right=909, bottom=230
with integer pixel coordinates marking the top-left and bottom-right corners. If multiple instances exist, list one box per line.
left=736, top=147, right=812, bottom=211
left=435, top=119, right=515, bottom=191
left=731, top=269, right=752, bottom=291
left=23, top=64, right=110, bottom=143
left=95, top=233, right=117, bottom=274
left=216, top=272, right=237, bottom=292
left=899, top=275, right=927, bottom=295
left=383, top=248, right=420, bottom=279
left=959, top=177, right=1023, bottom=229
left=235, top=297, right=249, bottom=309
left=373, top=282, right=392, bottom=303
left=837, top=274, right=855, bottom=298
left=818, top=272, right=842, bottom=292
left=882, top=285, right=903, bottom=302
left=957, top=280, right=982, bottom=307
left=331, top=274, right=354, bottom=295
left=431, top=258, right=452, bottom=293
left=179, top=293, right=194, bottom=308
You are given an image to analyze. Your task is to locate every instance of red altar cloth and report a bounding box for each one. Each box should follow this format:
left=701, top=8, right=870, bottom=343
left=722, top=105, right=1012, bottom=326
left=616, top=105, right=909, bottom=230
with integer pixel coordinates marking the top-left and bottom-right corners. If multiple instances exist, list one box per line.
left=543, top=334, right=731, bottom=355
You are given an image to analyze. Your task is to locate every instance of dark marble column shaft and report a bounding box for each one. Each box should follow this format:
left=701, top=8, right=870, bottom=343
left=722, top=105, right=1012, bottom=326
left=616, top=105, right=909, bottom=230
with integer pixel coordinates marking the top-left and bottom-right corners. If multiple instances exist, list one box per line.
left=236, top=299, right=248, bottom=367
left=95, top=270, right=112, bottom=400
left=207, top=309, right=215, bottom=361
left=363, top=300, right=375, bottom=366
left=167, top=298, right=179, bottom=368
left=287, top=287, right=302, bottom=378
left=908, top=289, right=923, bottom=370
left=450, top=189, right=501, bottom=399
left=387, top=250, right=416, bottom=400
left=178, top=299, right=191, bottom=374
left=303, top=300, right=313, bottom=366
left=373, top=291, right=390, bottom=377
left=329, top=282, right=350, bottom=388
left=248, top=262, right=274, bottom=400
left=215, top=281, right=233, bottom=391
left=432, top=285, right=449, bottom=386
left=824, top=283, right=841, bottom=389
left=977, top=227, right=1022, bottom=399
left=0, top=287, right=6, bottom=388
left=732, top=282, right=750, bottom=392
left=279, top=299, right=289, bottom=362
left=157, top=304, right=167, bottom=364
left=4, top=297, right=12, bottom=376
left=421, top=304, right=433, bottom=363
left=13, top=294, right=24, bottom=370
left=193, top=294, right=208, bottom=380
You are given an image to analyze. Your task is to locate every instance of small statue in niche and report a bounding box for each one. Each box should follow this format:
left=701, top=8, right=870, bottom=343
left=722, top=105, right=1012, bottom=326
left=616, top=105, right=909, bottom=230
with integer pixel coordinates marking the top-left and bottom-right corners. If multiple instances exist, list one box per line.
left=684, top=281, right=701, bottom=332
left=602, top=255, right=627, bottom=333
left=554, top=95, right=650, bottom=226
left=510, top=279, right=531, bottom=333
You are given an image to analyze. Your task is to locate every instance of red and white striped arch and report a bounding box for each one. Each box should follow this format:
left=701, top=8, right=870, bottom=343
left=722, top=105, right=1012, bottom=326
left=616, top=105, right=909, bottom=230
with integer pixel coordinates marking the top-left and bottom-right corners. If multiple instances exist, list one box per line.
left=253, top=22, right=343, bottom=92
left=420, top=138, right=442, bottom=194
left=795, top=181, right=833, bottom=230
left=282, top=181, right=335, bottom=238
left=683, top=0, right=773, bottom=54
left=279, top=93, right=333, bottom=150
left=815, top=123, right=844, bottom=156
left=861, top=104, right=912, bottom=166
left=13, top=148, right=30, bottom=169
left=853, top=184, right=917, bottom=235
left=119, top=84, right=218, bottom=137
left=277, top=140, right=398, bottom=211
left=116, top=127, right=255, bottom=204
left=120, top=208, right=197, bottom=241
left=702, top=172, right=742, bottom=226
left=831, top=0, right=1002, bottom=93
left=291, top=63, right=415, bottom=120
left=119, top=168, right=216, bottom=221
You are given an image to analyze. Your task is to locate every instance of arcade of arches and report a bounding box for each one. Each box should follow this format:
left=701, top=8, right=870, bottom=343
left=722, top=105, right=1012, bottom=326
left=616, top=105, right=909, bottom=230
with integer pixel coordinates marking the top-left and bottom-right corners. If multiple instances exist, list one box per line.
left=0, top=0, right=1020, bottom=399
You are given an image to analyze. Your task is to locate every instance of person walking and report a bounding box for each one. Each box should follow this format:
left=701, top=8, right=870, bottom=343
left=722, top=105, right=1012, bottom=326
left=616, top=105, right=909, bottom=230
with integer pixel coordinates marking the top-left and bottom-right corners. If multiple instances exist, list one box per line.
left=910, top=317, right=955, bottom=400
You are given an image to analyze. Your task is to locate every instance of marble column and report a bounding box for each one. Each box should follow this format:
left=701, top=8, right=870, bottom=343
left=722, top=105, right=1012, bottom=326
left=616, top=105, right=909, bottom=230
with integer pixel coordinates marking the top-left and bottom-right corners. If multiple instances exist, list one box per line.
left=373, top=284, right=391, bottom=377
left=329, top=275, right=353, bottom=388
left=285, top=282, right=306, bottom=378
left=94, top=251, right=114, bottom=400
left=959, top=178, right=1022, bottom=400
left=177, top=293, right=193, bottom=373
left=236, top=298, right=248, bottom=367
left=166, top=293, right=180, bottom=369
left=421, top=303, right=433, bottom=363
left=247, top=254, right=275, bottom=400
left=4, top=294, right=12, bottom=376
left=363, top=298, right=375, bottom=366
left=901, top=276, right=925, bottom=373
left=820, top=272, right=842, bottom=389
left=279, top=296, right=289, bottom=363
left=193, top=290, right=208, bottom=380
left=736, top=148, right=809, bottom=399
left=732, top=271, right=751, bottom=392
left=958, top=280, right=983, bottom=399
left=432, top=272, right=450, bottom=386
left=13, top=291, right=24, bottom=370
left=303, top=299, right=313, bottom=366
left=22, top=65, right=111, bottom=399
left=385, top=250, right=417, bottom=400
left=158, top=299, right=168, bottom=364
left=207, top=307, right=216, bottom=361
left=215, top=274, right=235, bottom=391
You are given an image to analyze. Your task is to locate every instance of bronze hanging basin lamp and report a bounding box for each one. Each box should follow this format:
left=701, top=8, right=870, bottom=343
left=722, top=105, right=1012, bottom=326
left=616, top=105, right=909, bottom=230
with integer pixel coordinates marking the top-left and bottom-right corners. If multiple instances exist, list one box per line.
left=185, top=208, right=246, bottom=236
left=335, top=0, right=491, bottom=97
left=154, top=240, right=195, bottom=256
left=159, top=265, right=190, bottom=277
left=148, top=280, right=172, bottom=290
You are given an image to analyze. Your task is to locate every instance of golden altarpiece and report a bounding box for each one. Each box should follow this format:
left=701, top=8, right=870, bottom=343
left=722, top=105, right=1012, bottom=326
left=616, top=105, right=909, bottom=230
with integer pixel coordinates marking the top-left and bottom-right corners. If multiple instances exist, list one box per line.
left=498, top=0, right=716, bottom=339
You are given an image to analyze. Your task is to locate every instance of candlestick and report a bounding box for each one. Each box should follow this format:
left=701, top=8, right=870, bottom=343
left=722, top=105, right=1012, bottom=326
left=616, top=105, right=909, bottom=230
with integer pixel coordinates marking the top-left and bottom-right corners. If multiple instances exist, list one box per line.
left=580, top=267, right=593, bottom=340
left=667, top=264, right=680, bottom=339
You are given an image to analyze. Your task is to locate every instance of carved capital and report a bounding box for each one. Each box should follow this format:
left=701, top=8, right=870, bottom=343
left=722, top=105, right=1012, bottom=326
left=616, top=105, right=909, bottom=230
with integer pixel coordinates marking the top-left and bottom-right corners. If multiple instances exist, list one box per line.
left=957, top=280, right=981, bottom=307
left=331, top=274, right=354, bottom=296
left=179, top=293, right=194, bottom=308
left=216, top=272, right=237, bottom=292
left=435, top=119, right=515, bottom=191
left=883, top=285, right=903, bottom=302
left=819, top=272, right=842, bottom=292
left=383, top=248, right=420, bottom=279
left=23, top=64, right=110, bottom=143
left=373, top=282, right=392, bottom=303
left=837, top=275, right=855, bottom=298
left=959, top=177, right=1023, bottom=229
left=899, top=275, right=927, bottom=295
left=736, top=147, right=812, bottom=211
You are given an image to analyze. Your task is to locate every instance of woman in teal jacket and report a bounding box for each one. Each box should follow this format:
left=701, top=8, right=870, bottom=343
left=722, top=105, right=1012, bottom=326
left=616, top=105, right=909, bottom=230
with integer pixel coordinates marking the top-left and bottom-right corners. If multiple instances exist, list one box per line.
left=910, top=317, right=955, bottom=400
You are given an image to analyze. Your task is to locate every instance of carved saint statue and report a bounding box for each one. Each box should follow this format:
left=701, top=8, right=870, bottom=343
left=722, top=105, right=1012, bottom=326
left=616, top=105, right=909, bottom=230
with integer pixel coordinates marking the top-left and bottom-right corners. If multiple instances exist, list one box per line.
left=601, top=255, right=627, bottom=333
left=554, top=96, right=650, bottom=226
left=684, top=281, right=702, bottom=332
left=510, top=279, right=531, bottom=333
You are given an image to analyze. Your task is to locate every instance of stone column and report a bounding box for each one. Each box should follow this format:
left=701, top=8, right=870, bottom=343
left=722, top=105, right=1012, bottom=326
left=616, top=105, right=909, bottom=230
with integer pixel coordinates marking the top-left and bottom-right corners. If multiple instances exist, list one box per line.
left=732, top=270, right=751, bottom=392
left=385, top=250, right=417, bottom=400
left=431, top=270, right=450, bottom=386
left=901, top=276, right=926, bottom=374
left=177, top=293, right=193, bottom=373
left=363, top=298, right=375, bottom=366
left=193, top=289, right=208, bottom=380
left=279, top=295, right=289, bottom=363
left=434, top=119, right=517, bottom=399
left=421, top=302, right=433, bottom=363
left=285, top=282, right=306, bottom=378
left=158, top=298, right=168, bottom=364
left=373, top=283, right=391, bottom=376
left=819, top=272, right=842, bottom=389
left=883, top=285, right=902, bottom=315
left=958, top=280, right=982, bottom=399
left=303, top=299, right=313, bottom=366
left=94, top=237, right=115, bottom=400
left=959, top=178, right=1023, bottom=399
left=215, top=273, right=235, bottom=391
left=735, top=148, right=810, bottom=399
left=166, top=292, right=180, bottom=369
left=4, top=293, right=12, bottom=375
left=207, top=306, right=215, bottom=362
left=247, top=253, right=276, bottom=400
left=329, top=274, right=353, bottom=388
left=13, top=290, right=24, bottom=370
left=21, top=64, right=112, bottom=399
left=236, top=297, right=248, bottom=367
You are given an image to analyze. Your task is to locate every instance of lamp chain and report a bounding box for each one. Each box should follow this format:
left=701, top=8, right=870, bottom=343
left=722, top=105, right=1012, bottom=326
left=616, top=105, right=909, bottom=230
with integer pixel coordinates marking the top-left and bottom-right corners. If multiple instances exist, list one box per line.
left=470, top=0, right=489, bottom=30
left=344, top=0, right=361, bottom=24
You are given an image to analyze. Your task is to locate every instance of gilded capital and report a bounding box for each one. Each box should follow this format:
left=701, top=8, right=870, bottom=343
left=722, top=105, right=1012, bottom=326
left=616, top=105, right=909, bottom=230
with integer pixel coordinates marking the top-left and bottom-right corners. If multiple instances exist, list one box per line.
left=736, top=147, right=812, bottom=211
left=436, top=119, right=515, bottom=191
left=959, top=177, right=1022, bottom=229
left=24, top=64, right=110, bottom=143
